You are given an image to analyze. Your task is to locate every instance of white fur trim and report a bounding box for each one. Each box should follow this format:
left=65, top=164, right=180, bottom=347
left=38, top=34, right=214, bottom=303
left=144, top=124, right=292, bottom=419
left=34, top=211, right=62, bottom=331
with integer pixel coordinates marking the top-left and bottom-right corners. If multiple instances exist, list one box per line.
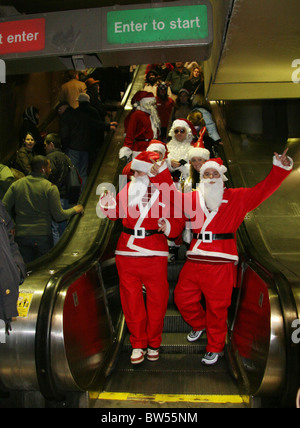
left=172, top=119, right=189, bottom=129
left=131, top=158, right=152, bottom=173
left=200, top=160, right=228, bottom=182
left=147, top=143, right=166, bottom=156
left=119, top=146, right=132, bottom=159
left=115, top=250, right=169, bottom=257
left=158, top=217, right=171, bottom=237
left=272, top=155, right=293, bottom=171
left=188, top=147, right=210, bottom=161
left=187, top=249, right=239, bottom=263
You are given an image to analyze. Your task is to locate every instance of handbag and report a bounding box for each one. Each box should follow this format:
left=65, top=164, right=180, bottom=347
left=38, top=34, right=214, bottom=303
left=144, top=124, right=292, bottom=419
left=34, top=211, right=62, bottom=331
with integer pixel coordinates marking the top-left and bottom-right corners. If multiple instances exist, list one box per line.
left=66, top=158, right=82, bottom=203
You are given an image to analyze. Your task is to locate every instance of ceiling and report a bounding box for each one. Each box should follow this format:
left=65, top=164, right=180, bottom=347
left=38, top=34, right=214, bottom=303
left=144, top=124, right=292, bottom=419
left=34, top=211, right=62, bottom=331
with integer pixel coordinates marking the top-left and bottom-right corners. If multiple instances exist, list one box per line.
left=206, top=0, right=300, bottom=100
left=2, top=0, right=300, bottom=100
left=1, top=0, right=174, bottom=15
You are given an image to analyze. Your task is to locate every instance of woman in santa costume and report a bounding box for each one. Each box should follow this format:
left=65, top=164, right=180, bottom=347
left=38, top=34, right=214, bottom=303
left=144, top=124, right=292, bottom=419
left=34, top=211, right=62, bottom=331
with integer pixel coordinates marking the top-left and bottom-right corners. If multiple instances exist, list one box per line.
left=99, top=151, right=184, bottom=365
left=183, top=128, right=211, bottom=193
left=149, top=149, right=293, bottom=365
left=119, top=91, right=161, bottom=160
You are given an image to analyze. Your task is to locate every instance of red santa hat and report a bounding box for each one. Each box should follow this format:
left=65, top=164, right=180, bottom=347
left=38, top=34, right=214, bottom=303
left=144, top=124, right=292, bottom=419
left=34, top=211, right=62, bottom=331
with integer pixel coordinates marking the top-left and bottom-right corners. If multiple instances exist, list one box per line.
left=200, top=157, right=228, bottom=182
left=131, top=151, right=160, bottom=173
left=131, top=91, right=156, bottom=108
left=188, top=127, right=210, bottom=161
left=146, top=140, right=167, bottom=158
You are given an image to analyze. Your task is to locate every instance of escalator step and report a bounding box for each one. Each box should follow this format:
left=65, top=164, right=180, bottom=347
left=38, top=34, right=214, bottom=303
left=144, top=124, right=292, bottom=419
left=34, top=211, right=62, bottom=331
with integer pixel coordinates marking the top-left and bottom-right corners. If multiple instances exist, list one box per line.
left=123, top=332, right=207, bottom=354
left=101, top=354, right=243, bottom=404
left=163, top=309, right=191, bottom=332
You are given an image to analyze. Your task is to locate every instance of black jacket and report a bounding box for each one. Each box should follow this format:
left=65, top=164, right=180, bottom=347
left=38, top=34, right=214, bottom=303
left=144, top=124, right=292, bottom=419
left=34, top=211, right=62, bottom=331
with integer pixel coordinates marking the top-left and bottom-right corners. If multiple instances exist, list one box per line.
left=60, top=105, right=110, bottom=152
left=46, top=149, right=70, bottom=199
left=0, top=201, right=26, bottom=322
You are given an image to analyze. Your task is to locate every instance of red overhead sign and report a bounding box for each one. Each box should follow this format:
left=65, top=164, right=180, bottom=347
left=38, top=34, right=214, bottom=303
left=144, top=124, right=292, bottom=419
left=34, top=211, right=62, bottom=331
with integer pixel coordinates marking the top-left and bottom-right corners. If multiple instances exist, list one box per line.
left=0, top=18, right=45, bottom=55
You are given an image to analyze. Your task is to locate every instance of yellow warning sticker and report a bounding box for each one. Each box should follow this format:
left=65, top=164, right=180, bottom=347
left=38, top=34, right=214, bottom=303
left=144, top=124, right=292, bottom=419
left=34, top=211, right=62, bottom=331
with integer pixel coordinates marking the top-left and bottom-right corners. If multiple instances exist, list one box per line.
left=17, top=292, right=34, bottom=318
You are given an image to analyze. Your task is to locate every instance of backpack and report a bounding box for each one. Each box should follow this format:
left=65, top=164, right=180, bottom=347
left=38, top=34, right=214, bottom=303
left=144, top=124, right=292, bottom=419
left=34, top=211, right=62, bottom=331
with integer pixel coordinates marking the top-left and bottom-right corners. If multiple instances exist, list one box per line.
left=66, top=158, right=82, bottom=204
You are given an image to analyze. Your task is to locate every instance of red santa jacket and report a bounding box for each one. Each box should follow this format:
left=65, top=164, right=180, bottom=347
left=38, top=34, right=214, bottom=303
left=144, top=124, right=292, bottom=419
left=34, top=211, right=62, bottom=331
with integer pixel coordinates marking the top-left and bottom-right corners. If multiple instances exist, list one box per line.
left=99, top=182, right=184, bottom=257
left=150, top=157, right=293, bottom=263
left=120, top=110, right=157, bottom=159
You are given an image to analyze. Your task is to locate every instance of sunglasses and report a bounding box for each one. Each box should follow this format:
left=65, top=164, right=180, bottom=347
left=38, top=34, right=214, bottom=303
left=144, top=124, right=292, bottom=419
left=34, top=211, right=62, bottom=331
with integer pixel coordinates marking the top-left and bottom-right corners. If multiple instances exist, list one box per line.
left=174, top=129, right=186, bottom=134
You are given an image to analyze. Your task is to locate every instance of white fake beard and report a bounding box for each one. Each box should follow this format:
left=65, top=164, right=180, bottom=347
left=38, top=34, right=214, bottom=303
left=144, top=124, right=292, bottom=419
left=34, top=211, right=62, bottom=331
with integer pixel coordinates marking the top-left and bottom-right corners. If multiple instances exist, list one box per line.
left=200, top=177, right=224, bottom=212
left=128, top=175, right=150, bottom=207
left=139, top=101, right=161, bottom=137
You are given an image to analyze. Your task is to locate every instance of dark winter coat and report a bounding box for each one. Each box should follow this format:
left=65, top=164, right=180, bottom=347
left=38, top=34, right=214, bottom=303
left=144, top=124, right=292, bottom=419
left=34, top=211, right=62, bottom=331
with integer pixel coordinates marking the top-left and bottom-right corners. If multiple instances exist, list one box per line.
left=0, top=201, right=26, bottom=322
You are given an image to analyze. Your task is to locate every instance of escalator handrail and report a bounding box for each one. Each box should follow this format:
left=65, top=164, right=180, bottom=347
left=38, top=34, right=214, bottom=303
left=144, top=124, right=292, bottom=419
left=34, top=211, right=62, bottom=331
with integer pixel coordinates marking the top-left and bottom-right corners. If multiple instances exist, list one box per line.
left=27, top=65, right=139, bottom=271
left=34, top=68, right=139, bottom=401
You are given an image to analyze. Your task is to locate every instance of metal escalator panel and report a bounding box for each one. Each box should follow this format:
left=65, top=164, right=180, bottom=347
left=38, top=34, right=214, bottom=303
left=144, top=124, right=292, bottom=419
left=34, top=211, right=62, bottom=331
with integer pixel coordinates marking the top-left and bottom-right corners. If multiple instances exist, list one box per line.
left=230, top=261, right=286, bottom=397
left=50, top=263, right=114, bottom=392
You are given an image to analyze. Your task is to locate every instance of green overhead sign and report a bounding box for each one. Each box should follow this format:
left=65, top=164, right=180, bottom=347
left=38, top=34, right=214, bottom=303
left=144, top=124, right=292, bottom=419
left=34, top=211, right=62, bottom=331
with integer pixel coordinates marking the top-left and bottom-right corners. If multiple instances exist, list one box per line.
left=106, top=2, right=212, bottom=46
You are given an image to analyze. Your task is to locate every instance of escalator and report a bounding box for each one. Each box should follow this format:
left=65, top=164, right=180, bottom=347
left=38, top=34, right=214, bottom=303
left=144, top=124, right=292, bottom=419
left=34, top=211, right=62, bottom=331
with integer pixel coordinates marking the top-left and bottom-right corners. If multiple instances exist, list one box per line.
left=0, top=65, right=299, bottom=408
left=92, top=99, right=300, bottom=409
left=93, top=260, right=245, bottom=409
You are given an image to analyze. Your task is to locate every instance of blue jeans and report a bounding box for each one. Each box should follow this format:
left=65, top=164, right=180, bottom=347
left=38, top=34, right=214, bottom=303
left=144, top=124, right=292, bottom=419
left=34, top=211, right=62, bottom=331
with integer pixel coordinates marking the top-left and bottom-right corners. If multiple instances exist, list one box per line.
left=52, top=198, right=69, bottom=245
left=65, top=148, right=89, bottom=191
left=16, top=235, right=54, bottom=264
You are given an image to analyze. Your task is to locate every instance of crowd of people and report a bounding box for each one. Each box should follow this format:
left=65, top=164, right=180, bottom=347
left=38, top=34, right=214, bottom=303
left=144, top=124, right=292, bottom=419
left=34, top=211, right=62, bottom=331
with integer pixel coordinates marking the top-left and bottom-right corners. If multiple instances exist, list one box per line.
left=0, top=62, right=293, bottom=373
left=101, top=61, right=293, bottom=368
left=0, top=67, right=129, bottom=333
left=0, top=69, right=125, bottom=264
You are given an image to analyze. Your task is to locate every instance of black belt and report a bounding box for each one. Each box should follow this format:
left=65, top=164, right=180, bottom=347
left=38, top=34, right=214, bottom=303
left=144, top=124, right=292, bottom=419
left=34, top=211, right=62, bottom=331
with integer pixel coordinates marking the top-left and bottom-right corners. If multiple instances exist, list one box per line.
left=193, top=232, right=234, bottom=243
left=134, top=139, right=152, bottom=142
left=123, top=227, right=163, bottom=238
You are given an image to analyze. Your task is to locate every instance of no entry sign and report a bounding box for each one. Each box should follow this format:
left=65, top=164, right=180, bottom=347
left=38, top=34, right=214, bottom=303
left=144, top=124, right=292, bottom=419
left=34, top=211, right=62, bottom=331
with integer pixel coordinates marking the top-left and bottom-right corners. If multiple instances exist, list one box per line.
left=0, top=18, right=45, bottom=54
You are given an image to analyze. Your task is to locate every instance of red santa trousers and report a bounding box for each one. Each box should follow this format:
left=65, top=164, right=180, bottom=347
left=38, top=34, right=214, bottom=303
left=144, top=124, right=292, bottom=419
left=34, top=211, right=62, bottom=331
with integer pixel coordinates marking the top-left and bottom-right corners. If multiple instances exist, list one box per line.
left=174, top=260, right=237, bottom=353
left=116, top=255, right=169, bottom=349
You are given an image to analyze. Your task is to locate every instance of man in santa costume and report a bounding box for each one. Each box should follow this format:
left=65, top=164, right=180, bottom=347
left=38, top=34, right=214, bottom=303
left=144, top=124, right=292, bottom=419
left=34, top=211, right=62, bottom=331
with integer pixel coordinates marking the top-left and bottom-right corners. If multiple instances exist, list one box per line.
left=119, top=91, right=161, bottom=160
left=149, top=149, right=293, bottom=365
left=122, top=140, right=167, bottom=178
left=99, top=151, right=184, bottom=365
left=166, top=118, right=198, bottom=182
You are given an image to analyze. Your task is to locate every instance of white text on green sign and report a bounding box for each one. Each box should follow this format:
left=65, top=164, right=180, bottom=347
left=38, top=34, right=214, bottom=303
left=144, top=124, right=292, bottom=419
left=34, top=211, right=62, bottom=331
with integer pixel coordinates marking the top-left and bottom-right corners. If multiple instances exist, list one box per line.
left=107, top=5, right=209, bottom=45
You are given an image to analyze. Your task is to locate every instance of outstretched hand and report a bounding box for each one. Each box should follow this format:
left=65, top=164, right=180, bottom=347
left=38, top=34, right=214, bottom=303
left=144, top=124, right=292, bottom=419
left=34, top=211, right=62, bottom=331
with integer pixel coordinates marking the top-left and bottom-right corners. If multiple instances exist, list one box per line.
left=274, top=148, right=291, bottom=167
left=100, top=190, right=115, bottom=207
left=158, top=219, right=167, bottom=233
left=150, top=158, right=164, bottom=176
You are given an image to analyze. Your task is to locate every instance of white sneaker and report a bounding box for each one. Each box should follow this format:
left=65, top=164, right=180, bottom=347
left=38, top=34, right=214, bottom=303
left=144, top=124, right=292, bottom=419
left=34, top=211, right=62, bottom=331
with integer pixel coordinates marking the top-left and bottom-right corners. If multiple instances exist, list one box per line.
left=201, top=352, right=224, bottom=366
left=147, top=348, right=160, bottom=362
left=187, top=329, right=205, bottom=342
left=130, top=349, right=147, bottom=365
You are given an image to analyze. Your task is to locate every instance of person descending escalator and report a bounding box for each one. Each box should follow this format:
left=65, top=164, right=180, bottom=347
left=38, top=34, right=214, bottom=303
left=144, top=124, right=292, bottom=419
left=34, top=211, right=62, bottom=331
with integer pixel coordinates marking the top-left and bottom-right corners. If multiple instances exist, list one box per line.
left=150, top=149, right=293, bottom=365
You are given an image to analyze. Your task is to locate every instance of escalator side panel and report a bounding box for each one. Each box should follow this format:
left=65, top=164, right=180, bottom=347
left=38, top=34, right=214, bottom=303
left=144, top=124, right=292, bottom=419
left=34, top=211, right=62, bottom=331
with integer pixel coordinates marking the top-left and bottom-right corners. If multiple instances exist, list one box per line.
left=51, top=264, right=114, bottom=392
left=230, top=266, right=285, bottom=396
